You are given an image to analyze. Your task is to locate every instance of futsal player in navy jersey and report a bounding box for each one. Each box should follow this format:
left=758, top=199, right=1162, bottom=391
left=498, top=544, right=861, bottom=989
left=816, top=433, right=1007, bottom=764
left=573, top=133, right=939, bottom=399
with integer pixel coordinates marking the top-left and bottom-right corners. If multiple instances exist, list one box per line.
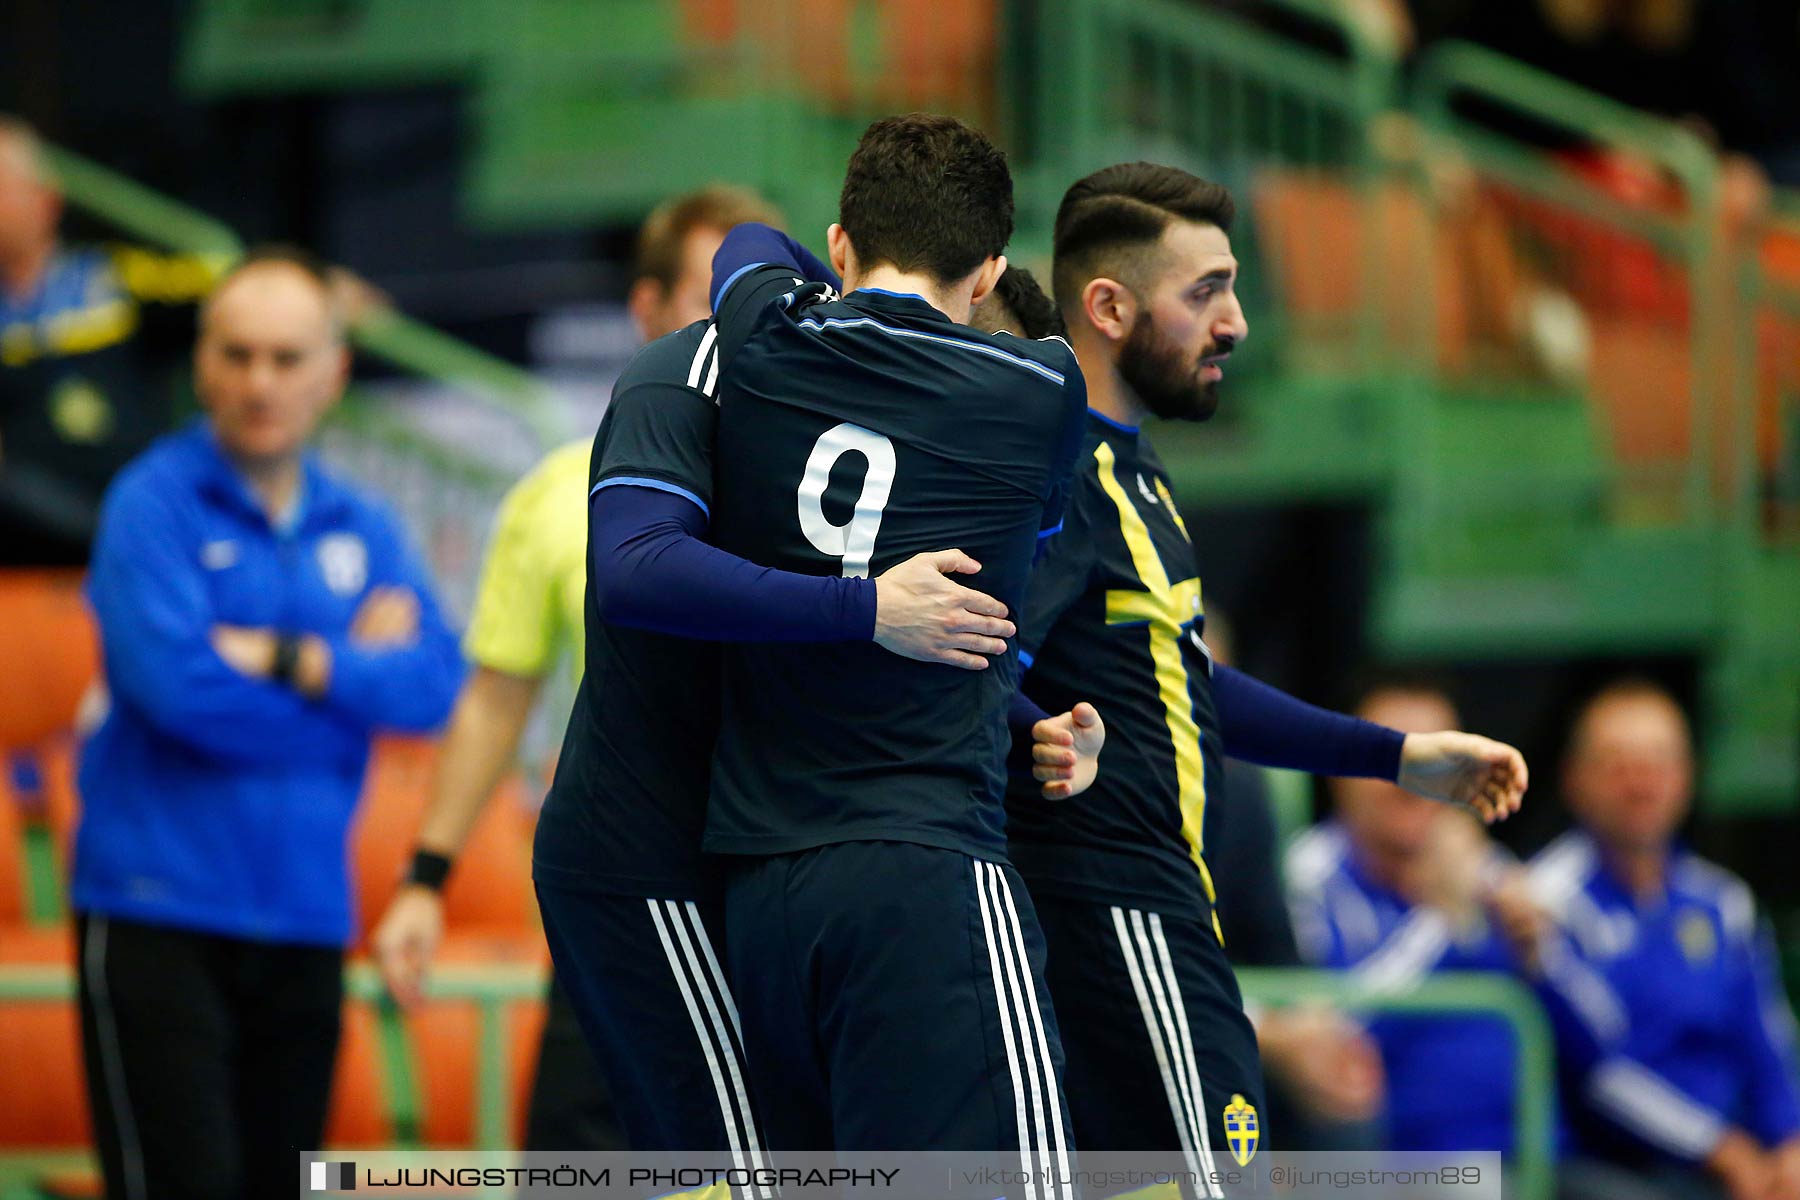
left=1011, top=163, right=1532, bottom=1189
left=536, top=307, right=1096, bottom=1167
left=702, top=115, right=1095, bottom=1158
left=581, top=114, right=1095, bottom=1162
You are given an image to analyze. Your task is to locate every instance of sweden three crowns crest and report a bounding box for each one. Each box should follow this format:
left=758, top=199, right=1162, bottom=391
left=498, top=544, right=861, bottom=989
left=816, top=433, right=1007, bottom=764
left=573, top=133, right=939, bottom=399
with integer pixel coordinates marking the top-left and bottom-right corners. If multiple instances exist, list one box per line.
left=1223, top=1093, right=1259, bottom=1166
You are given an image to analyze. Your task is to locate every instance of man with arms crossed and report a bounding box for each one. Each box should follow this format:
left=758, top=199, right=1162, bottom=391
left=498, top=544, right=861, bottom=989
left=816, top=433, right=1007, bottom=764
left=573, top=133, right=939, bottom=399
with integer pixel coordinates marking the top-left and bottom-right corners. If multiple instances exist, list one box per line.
left=75, top=247, right=461, bottom=1199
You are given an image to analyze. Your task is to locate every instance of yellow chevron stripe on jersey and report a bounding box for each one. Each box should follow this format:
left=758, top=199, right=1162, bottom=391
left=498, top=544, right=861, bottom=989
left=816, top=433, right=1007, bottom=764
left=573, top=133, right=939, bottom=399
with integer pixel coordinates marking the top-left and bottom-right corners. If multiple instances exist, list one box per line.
left=1094, top=441, right=1215, bottom=905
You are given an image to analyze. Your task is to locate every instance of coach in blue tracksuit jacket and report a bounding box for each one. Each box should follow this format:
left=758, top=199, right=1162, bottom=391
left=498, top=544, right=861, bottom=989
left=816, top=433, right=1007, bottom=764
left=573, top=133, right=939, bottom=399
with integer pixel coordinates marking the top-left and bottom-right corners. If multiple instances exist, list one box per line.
left=1531, top=680, right=1800, bottom=1200
left=72, top=247, right=461, bottom=1200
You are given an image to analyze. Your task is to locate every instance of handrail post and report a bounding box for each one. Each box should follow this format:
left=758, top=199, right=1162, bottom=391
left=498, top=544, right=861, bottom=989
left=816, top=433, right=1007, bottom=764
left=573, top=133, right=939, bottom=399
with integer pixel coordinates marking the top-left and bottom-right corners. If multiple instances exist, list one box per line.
left=1238, top=966, right=1556, bottom=1200
left=1412, top=40, right=1724, bottom=529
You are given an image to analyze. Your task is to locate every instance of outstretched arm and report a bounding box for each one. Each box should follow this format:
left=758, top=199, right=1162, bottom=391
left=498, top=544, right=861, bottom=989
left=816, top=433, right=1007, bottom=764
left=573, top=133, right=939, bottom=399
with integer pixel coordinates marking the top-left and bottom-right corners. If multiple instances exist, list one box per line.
left=1213, top=664, right=1525, bottom=823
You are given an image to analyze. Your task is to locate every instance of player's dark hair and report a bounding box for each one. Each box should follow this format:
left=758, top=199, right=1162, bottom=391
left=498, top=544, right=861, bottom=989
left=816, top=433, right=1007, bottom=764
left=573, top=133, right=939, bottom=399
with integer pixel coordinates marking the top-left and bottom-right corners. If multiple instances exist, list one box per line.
left=839, top=113, right=1013, bottom=285
left=1052, top=162, right=1234, bottom=314
left=635, top=184, right=782, bottom=289
left=971, top=266, right=1064, bottom=340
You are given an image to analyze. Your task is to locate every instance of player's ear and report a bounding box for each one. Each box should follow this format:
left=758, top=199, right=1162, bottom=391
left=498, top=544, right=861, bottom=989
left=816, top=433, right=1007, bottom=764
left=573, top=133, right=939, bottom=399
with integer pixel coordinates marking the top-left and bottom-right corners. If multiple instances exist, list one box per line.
left=967, top=254, right=1006, bottom=308
left=1081, top=277, right=1134, bottom=342
left=626, top=276, right=666, bottom=342
left=827, top=224, right=853, bottom=282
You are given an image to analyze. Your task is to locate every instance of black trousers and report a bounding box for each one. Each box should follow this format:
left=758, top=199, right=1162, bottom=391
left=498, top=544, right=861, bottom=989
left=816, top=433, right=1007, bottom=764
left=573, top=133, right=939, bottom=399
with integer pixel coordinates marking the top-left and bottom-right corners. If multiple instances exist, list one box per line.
left=536, top=883, right=768, bottom=1161
left=522, top=969, right=627, bottom=1151
left=76, top=913, right=342, bottom=1200
left=1034, top=893, right=1266, bottom=1195
left=724, top=842, right=1074, bottom=1160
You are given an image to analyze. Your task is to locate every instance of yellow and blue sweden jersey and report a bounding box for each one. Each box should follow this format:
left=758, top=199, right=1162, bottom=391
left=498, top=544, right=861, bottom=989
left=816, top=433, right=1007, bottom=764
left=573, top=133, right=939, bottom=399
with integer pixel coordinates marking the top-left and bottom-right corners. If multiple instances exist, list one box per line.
left=1006, top=412, right=1226, bottom=931
left=464, top=439, right=591, bottom=686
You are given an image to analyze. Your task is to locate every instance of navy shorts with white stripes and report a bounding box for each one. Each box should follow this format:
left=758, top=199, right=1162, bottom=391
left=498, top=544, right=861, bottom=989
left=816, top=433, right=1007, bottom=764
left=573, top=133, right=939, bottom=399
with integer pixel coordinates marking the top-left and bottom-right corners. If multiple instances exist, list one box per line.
left=723, top=841, right=1077, bottom=1163
left=534, top=882, right=769, bottom=1165
left=1034, top=893, right=1265, bottom=1194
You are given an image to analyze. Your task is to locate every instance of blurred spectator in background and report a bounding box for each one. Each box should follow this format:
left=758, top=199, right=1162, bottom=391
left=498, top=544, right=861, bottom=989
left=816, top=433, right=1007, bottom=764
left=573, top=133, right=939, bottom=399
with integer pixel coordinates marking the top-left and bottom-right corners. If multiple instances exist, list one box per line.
left=1358, top=0, right=1800, bottom=184
left=1531, top=679, right=1800, bottom=1200
left=370, top=184, right=779, bottom=1152
left=73, top=246, right=461, bottom=1200
left=0, top=116, right=222, bottom=565
left=1286, top=675, right=1605, bottom=1156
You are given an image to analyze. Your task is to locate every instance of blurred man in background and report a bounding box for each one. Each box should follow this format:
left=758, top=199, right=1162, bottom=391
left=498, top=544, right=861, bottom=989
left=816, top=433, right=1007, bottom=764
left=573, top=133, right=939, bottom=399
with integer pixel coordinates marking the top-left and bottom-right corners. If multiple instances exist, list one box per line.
left=1287, top=676, right=1615, bottom=1159
left=371, top=184, right=778, bottom=1151
left=1532, top=679, right=1800, bottom=1200
left=0, top=116, right=222, bottom=565
left=74, top=246, right=461, bottom=1200
left=1288, top=678, right=1532, bottom=1154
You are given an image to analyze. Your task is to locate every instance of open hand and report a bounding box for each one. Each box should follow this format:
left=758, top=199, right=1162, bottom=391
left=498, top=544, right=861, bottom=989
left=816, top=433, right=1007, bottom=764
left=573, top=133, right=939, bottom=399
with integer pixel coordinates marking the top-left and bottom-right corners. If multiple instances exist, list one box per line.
left=1397, top=731, right=1528, bottom=824
left=874, top=550, right=1015, bottom=670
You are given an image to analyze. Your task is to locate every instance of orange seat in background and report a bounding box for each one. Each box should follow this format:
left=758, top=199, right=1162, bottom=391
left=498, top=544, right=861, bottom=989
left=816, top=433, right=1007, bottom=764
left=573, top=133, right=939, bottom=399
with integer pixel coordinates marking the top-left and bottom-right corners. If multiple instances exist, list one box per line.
left=350, top=737, right=539, bottom=951
left=329, top=937, right=549, bottom=1149
left=682, top=0, right=996, bottom=115
left=0, top=570, right=99, bottom=751
left=0, top=924, right=90, bottom=1148
left=0, top=771, right=27, bottom=923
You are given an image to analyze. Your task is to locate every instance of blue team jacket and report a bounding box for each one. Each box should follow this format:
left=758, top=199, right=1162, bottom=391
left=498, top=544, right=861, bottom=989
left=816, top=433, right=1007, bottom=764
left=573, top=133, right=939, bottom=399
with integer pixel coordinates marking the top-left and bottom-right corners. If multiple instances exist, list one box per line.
left=1530, top=831, right=1800, bottom=1165
left=1286, top=822, right=1625, bottom=1156
left=73, top=421, right=463, bottom=946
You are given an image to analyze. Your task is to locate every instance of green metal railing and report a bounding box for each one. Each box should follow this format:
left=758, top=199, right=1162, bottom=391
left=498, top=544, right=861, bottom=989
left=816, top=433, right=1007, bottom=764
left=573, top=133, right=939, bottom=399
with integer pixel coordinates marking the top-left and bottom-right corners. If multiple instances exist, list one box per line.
left=44, top=141, right=561, bottom=448
left=350, top=962, right=547, bottom=1151
left=1238, top=967, right=1555, bottom=1200
left=0, top=962, right=1554, bottom=1197
left=0, top=961, right=544, bottom=1163
left=1411, top=40, right=1728, bottom=526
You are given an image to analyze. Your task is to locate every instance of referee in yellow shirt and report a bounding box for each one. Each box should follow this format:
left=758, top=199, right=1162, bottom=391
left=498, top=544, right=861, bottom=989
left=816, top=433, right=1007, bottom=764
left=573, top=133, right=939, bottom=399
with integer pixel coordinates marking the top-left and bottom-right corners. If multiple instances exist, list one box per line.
left=371, top=185, right=781, bottom=1149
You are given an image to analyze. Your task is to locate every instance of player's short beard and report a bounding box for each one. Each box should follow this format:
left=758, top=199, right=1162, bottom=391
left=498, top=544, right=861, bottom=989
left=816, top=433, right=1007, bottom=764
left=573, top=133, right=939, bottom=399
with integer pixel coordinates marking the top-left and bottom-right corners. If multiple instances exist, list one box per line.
left=1118, top=312, right=1220, bottom=423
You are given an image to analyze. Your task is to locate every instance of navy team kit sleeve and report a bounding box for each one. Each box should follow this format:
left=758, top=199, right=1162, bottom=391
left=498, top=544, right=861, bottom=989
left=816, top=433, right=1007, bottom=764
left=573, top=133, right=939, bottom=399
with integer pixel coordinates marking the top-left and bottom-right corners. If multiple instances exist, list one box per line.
left=85, top=466, right=365, bottom=764
left=1211, top=665, right=1405, bottom=781
left=709, top=222, right=841, bottom=313
left=586, top=371, right=877, bottom=644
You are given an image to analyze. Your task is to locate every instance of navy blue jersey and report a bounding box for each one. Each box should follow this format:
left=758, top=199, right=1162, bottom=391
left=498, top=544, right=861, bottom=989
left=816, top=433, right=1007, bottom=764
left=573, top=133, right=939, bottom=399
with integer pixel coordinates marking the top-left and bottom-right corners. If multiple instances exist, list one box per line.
left=702, top=268, right=1087, bottom=860
left=535, top=322, right=721, bottom=899
left=1004, top=414, right=1226, bottom=927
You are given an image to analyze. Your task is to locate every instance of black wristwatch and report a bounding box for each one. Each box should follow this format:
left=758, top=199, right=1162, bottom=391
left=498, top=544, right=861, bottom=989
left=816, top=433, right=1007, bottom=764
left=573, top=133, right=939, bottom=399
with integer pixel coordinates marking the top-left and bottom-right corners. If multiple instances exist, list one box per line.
left=406, top=850, right=453, bottom=893
left=270, top=633, right=303, bottom=687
